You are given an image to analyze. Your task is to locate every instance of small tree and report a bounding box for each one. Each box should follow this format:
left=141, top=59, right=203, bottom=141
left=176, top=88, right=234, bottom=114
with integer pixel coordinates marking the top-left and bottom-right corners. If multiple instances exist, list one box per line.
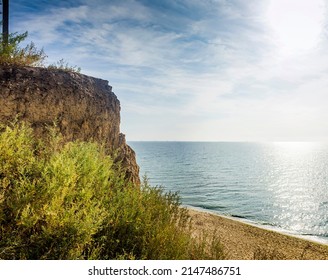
left=0, top=31, right=47, bottom=66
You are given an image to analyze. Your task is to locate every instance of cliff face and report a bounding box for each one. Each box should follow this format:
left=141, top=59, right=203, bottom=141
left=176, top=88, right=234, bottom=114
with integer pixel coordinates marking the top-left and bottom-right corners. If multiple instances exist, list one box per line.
left=0, top=65, right=140, bottom=185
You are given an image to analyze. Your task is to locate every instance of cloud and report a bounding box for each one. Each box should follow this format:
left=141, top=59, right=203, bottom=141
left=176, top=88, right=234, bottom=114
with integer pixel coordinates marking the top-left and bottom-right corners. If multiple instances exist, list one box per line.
left=11, top=0, right=328, bottom=141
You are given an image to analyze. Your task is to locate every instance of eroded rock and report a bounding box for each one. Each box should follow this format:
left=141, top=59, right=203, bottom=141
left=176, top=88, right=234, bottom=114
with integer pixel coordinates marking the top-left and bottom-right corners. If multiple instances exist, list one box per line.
left=0, top=65, right=140, bottom=185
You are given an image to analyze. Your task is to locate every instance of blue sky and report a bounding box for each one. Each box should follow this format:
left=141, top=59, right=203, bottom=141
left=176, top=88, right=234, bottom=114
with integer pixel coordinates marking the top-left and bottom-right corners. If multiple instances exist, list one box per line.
left=7, top=0, right=328, bottom=141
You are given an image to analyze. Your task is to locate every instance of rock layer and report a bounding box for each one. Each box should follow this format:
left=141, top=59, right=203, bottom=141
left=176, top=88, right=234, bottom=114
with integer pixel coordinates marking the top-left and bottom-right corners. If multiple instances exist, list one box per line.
left=0, top=65, right=140, bottom=185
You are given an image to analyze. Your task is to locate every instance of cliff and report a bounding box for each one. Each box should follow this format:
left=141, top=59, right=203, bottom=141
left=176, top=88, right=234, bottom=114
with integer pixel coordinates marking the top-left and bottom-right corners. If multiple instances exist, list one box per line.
left=0, top=65, right=140, bottom=185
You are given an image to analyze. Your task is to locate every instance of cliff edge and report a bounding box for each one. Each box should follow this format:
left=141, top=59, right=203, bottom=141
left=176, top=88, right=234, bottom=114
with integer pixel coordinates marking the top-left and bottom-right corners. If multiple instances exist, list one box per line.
left=0, top=65, right=140, bottom=185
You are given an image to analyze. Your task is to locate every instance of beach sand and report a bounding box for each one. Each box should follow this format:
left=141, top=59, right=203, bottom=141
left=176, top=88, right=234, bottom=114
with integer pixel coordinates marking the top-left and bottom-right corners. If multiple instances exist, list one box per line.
left=188, top=208, right=328, bottom=260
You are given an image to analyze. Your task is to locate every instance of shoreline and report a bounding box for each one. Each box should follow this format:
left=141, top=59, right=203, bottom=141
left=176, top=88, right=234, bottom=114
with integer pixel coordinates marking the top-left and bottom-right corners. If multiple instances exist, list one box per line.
left=185, top=205, right=328, bottom=246
left=187, top=206, right=328, bottom=260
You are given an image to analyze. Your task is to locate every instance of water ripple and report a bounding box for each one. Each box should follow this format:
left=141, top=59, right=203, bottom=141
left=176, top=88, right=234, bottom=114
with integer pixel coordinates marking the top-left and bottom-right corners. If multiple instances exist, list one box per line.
left=129, top=142, right=328, bottom=243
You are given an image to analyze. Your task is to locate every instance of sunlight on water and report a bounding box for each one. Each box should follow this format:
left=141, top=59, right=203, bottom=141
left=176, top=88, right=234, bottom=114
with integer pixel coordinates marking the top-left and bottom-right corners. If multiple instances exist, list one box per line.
left=268, top=142, right=328, bottom=238
left=129, top=141, right=328, bottom=243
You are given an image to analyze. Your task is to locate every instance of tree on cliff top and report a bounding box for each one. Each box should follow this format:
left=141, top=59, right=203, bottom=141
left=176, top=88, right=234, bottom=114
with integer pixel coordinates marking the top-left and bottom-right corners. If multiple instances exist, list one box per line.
left=0, top=31, right=80, bottom=71
left=0, top=1, right=79, bottom=70
left=0, top=31, right=47, bottom=66
left=0, top=0, right=45, bottom=66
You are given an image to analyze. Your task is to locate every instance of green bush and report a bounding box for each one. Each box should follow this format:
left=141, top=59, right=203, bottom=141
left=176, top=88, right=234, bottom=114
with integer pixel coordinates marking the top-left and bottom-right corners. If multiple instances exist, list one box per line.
left=0, top=121, right=224, bottom=259
left=0, top=32, right=46, bottom=66
left=0, top=31, right=80, bottom=72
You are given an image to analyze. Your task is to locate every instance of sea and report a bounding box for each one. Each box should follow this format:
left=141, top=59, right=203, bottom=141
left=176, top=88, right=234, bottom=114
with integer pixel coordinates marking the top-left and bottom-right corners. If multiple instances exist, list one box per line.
left=128, top=141, right=328, bottom=244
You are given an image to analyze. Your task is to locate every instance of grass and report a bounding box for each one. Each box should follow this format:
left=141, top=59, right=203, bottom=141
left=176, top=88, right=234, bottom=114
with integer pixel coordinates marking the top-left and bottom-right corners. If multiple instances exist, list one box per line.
left=253, top=247, right=286, bottom=260
left=48, top=59, right=81, bottom=73
left=0, top=121, right=224, bottom=260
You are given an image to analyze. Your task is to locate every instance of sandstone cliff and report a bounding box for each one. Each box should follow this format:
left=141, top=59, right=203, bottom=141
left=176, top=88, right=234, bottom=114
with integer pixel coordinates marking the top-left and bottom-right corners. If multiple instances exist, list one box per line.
left=0, top=65, right=140, bottom=185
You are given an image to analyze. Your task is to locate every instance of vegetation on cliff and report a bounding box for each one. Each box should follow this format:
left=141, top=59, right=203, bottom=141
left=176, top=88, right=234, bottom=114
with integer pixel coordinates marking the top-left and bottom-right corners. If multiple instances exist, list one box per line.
left=0, top=121, right=224, bottom=259
left=0, top=24, right=220, bottom=260
left=0, top=31, right=46, bottom=66
left=0, top=31, right=80, bottom=72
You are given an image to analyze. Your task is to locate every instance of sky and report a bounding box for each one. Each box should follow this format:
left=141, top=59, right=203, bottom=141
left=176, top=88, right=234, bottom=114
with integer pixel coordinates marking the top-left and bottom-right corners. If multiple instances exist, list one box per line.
left=6, top=0, right=328, bottom=141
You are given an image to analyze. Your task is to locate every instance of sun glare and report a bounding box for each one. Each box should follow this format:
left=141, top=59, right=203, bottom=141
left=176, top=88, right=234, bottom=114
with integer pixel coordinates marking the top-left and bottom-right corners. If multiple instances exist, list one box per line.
left=272, top=142, right=320, bottom=154
left=266, top=0, right=325, bottom=56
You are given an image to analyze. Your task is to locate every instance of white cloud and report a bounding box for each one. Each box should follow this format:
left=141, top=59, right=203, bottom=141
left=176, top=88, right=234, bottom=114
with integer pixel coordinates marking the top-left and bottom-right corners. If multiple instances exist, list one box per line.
left=13, top=0, right=328, bottom=141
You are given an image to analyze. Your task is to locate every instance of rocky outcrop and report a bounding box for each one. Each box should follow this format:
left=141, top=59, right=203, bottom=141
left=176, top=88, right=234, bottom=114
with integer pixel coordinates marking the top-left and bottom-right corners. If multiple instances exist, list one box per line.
left=0, top=65, right=140, bottom=185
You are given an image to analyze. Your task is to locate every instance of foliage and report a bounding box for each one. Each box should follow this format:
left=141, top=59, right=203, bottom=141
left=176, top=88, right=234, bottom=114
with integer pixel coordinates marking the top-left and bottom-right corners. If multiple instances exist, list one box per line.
left=0, top=31, right=80, bottom=72
left=0, top=121, right=224, bottom=260
left=94, top=177, right=224, bottom=260
left=48, top=58, right=81, bottom=73
left=0, top=31, right=46, bottom=66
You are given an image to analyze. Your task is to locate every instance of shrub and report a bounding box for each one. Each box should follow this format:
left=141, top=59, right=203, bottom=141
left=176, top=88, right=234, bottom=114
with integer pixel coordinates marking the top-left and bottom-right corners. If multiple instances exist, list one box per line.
left=0, top=32, right=46, bottom=66
left=48, top=58, right=81, bottom=73
left=0, top=121, right=113, bottom=259
left=0, top=121, right=224, bottom=259
left=0, top=32, right=80, bottom=72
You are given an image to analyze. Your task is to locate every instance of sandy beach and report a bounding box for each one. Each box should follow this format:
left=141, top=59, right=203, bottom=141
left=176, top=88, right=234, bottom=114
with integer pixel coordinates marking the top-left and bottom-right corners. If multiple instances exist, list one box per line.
left=188, top=208, right=328, bottom=260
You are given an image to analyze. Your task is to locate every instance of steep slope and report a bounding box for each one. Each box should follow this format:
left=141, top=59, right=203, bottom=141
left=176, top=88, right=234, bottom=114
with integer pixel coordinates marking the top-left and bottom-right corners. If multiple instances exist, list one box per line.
left=0, top=65, right=139, bottom=185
